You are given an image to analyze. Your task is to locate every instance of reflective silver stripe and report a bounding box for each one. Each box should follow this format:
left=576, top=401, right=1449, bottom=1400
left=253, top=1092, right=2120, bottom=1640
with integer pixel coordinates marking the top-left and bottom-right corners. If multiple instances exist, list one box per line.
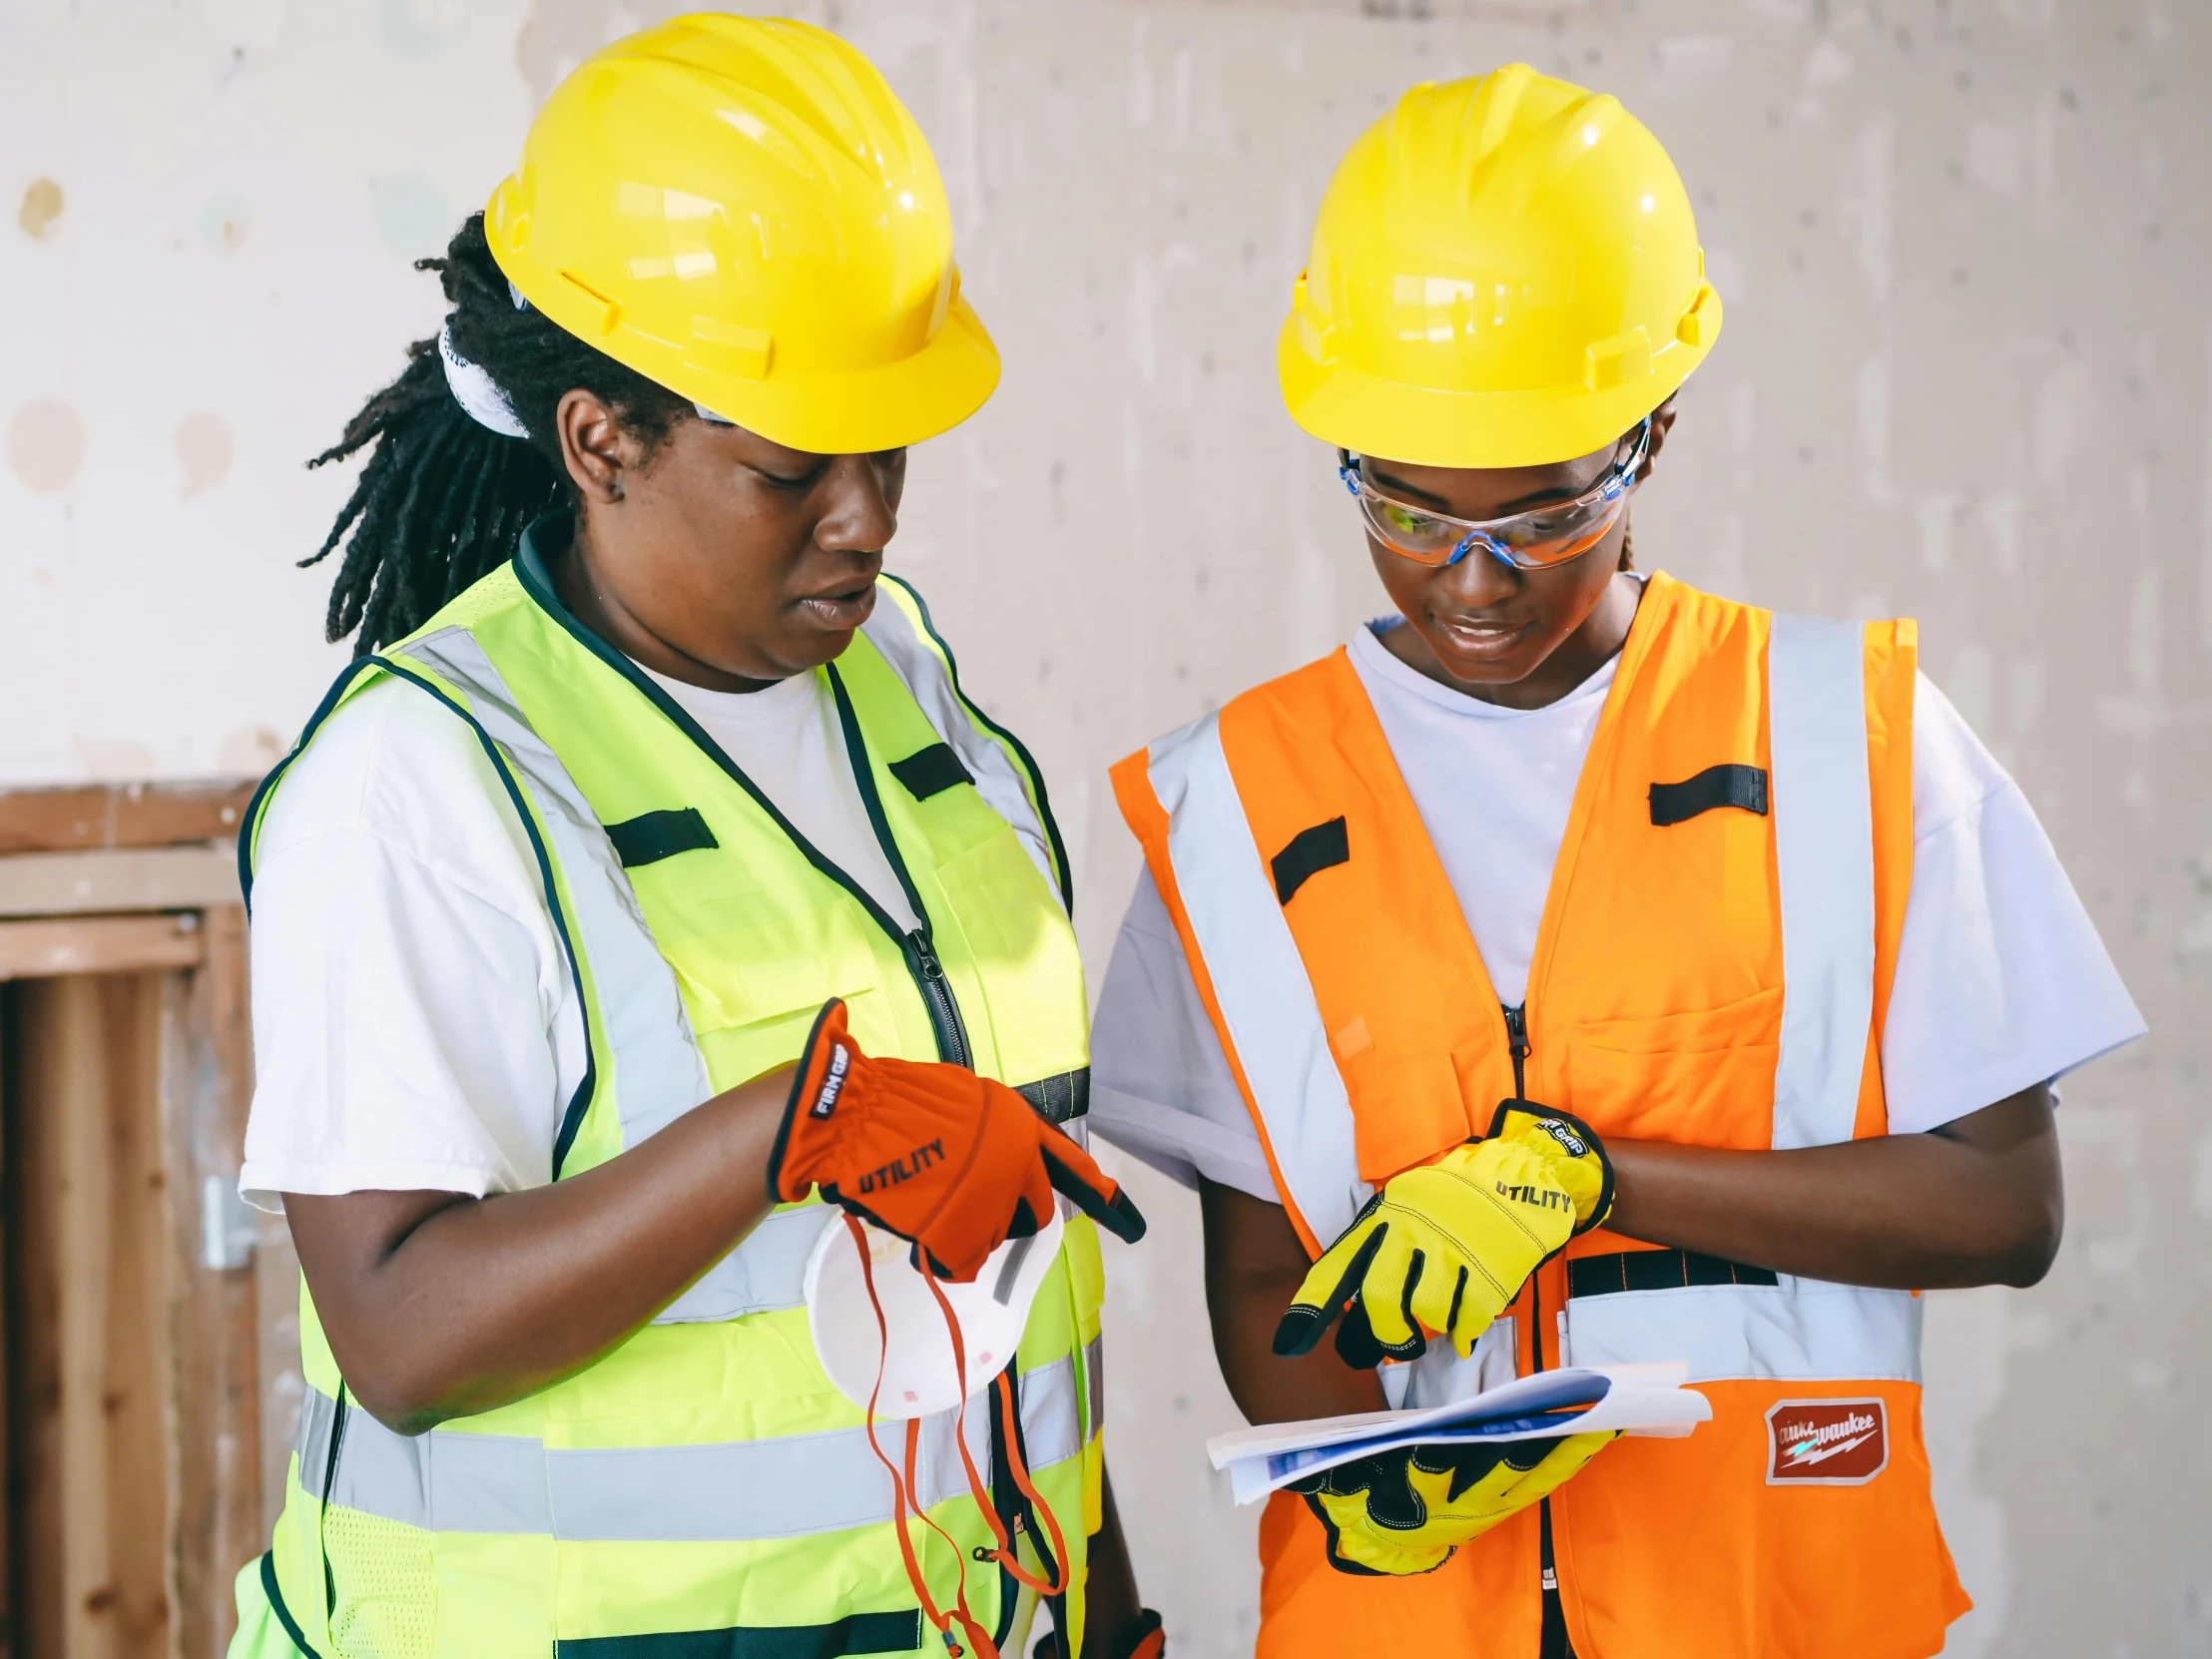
left=657, top=1205, right=838, bottom=1324
left=403, top=630, right=799, bottom=1329
left=1559, top=1280, right=1921, bottom=1384
left=403, top=628, right=712, bottom=1153
left=861, top=584, right=1059, bottom=894
left=295, top=1387, right=554, bottom=1534
left=1145, top=713, right=1369, bottom=1248
left=1767, top=614, right=1878, bottom=1151
left=297, top=1350, right=1086, bottom=1540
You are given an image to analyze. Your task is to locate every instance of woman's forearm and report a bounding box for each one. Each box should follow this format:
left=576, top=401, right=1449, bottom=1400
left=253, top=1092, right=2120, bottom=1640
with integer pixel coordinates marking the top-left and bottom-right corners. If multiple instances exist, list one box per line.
left=1200, top=1176, right=1387, bottom=1425
left=1080, top=1468, right=1142, bottom=1659
left=1602, top=1083, right=2063, bottom=1289
left=286, top=1067, right=793, bottom=1433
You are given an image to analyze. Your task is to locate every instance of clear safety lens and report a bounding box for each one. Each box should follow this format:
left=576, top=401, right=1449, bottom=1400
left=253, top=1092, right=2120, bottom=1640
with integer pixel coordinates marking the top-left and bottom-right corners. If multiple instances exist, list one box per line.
left=1344, top=418, right=1650, bottom=570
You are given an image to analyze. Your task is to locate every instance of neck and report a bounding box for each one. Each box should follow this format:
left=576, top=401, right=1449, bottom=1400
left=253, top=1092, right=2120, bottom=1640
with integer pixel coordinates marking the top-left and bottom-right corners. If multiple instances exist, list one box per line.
left=553, top=514, right=783, bottom=695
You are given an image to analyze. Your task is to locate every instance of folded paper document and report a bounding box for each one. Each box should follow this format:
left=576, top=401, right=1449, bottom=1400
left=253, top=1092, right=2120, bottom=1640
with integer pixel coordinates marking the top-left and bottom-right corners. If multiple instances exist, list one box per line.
left=1206, top=1363, right=1711, bottom=1505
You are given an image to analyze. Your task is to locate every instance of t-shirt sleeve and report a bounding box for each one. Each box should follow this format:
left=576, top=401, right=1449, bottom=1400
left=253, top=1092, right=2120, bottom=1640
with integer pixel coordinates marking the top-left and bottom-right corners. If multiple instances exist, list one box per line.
left=1087, top=865, right=1282, bottom=1204
left=239, top=681, right=585, bottom=1212
left=1879, top=674, right=2146, bottom=1134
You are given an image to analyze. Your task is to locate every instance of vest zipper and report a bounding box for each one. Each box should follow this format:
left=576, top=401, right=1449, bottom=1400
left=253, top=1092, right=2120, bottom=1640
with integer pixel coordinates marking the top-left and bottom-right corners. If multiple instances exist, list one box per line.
left=1503, top=1002, right=1531, bottom=1101
left=822, top=664, right=976, bottom=1069
left=1505, top=998, right=1569, bottom=1658
left=905, top=929, right=972, bottom=1070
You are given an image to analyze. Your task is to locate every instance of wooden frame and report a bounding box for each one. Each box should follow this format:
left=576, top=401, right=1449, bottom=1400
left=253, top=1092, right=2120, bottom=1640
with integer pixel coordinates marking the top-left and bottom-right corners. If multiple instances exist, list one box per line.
left=0, top=781, right=275, bottom=1659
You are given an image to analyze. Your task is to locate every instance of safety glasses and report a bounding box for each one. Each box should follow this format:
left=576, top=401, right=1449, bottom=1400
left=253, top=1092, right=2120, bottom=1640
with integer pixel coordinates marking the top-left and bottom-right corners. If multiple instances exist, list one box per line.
left=1340, top=417, right=1651, bottom=570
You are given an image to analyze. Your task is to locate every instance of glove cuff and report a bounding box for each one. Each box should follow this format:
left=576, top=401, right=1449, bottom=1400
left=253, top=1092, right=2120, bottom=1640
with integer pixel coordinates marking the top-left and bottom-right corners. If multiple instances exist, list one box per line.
left=767, top=998, right=855, bottom=1205
left=1484, top=1100, right=1615, bottom=1236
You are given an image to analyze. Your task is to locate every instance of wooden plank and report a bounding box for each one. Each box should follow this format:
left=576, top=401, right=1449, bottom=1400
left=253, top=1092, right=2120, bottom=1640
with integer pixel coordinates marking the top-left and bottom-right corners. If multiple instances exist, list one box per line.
left=11, top=975, right=175, bottom=1658
left=8, top=978, right=68, bottom=1656
left=0, top=917, right=206, bottom=982
left=0, top=784, right=259, bottom=856
left=0, top=848, right=240, bottom=920
left=167, top=911, right=262, bottom=1657
left=0, top=993, right=11, bottom=1659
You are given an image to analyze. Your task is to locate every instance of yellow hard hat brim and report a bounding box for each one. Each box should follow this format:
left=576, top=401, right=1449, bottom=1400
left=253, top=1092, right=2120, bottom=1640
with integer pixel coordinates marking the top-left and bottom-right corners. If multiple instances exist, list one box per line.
left=677, top=294, right=1002, bottom=456
left=1278, top=306, right=1719, bottom=471
left=499, top=228, right=1002, bottom=454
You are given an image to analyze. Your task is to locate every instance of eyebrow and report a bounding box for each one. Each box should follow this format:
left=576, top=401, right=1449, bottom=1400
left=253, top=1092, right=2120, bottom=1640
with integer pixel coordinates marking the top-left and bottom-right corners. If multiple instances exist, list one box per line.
left=1364, top=463, right=1590, bottom=518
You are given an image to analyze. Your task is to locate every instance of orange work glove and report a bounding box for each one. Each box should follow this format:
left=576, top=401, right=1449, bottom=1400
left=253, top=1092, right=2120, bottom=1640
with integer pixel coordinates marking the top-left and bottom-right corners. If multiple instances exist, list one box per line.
left=768, top=999, right=1147, bottom=1282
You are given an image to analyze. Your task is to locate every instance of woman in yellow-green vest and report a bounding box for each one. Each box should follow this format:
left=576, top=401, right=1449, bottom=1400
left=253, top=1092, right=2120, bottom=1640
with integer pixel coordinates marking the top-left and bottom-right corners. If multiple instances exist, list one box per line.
left=229, top=19, right=1160, bottom=1659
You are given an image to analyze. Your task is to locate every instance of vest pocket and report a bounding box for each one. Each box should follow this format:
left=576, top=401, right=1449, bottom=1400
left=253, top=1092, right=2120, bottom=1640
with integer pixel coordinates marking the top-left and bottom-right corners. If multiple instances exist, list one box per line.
left=1562, top=985, right=1783, bottom=1148
left=323, top=1505, right=436, bottom=1659
left=932, top=826, right=1088, bottom=1083
left=1344, top=1046, right=1475, bottom=1184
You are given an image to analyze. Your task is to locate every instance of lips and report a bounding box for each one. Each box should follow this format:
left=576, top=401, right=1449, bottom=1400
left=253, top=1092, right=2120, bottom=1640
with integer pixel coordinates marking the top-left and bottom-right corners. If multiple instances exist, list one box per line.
left=1432, top=612, right=1532, bottom=659
left=796, top=583, right=877, bottom=631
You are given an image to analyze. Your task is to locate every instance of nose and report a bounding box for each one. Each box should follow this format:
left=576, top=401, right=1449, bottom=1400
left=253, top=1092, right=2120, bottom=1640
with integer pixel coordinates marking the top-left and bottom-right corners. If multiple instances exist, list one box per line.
left=814, top=454, right=899, bottom=556
left=1435, top=540, right=1522, bottom=609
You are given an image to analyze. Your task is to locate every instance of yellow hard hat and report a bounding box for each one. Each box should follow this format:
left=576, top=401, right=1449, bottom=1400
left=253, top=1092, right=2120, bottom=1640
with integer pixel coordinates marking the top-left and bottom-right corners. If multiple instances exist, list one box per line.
left=1278, top=64, right=1721, bottom=469
left=486, top=15, right=994, bottom=454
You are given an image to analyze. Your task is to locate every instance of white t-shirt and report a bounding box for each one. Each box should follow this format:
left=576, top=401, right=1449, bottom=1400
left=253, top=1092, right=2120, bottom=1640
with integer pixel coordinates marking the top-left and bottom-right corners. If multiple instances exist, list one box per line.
left=239, top=661, right=914, bottom=1211
left=1086, top=620, right=2146, bottom=1204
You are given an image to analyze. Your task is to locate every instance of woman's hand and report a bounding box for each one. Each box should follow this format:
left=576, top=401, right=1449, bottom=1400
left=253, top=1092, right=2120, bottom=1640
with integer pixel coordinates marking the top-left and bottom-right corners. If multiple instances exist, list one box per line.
left=1603, top=1081, right=2063, bottom=1289
left=284, top=1067, right=794, bottom=1434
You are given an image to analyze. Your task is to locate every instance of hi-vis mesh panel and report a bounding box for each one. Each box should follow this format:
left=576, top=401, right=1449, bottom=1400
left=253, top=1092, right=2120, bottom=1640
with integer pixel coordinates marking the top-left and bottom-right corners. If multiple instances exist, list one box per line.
left=323, top=1504, right=436, bottom=1659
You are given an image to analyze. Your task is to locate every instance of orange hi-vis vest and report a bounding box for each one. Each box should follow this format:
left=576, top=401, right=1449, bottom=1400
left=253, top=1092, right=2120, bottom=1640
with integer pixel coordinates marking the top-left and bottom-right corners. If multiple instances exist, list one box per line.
left=1110, top=575, right=1969, bottom=1659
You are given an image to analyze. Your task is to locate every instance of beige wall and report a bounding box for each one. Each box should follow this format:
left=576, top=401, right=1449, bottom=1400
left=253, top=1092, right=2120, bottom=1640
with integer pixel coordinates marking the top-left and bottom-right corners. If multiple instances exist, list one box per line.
left=6, top=1, right=2205, bottom=1653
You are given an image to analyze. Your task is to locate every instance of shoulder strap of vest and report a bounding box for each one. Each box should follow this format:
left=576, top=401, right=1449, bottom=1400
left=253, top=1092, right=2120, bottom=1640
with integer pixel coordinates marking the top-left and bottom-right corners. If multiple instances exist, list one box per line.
left=867, top=574, right=1074, bottom=913
left=242, top=643, right=602, bottom=1171
left=1765, top=604, right=1915, bottom=1148
left=1110, top=659, right=1374, bottom=1258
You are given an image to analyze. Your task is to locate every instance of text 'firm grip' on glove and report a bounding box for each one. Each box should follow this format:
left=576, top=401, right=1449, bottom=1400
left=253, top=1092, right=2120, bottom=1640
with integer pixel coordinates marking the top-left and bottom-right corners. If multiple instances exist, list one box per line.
left=767, top=998, right=1146, bottom=1283
left=1274, top=1102, right=1614, bottom=1367
left=1289, top=1433, right=1616, bottom=1577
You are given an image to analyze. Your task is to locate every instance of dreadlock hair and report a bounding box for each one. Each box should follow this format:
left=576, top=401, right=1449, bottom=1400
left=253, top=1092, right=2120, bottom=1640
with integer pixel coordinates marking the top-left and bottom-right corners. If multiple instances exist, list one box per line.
left=302, top=213, right=692, bottom=654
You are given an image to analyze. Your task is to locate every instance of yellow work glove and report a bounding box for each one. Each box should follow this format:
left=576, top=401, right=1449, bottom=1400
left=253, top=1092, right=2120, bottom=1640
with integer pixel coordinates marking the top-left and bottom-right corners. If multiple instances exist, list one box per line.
left=1287, top=1433, right=1616, bottom=1576
left=1274, top=1103, right=1614, bottom=1368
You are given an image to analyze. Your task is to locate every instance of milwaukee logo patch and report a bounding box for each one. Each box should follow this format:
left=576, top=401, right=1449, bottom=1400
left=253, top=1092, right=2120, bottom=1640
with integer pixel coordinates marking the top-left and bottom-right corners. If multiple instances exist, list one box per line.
left=809, top=1045, right=851, bottom=1119
left=1766, top=1398, right=1889, bottom=1485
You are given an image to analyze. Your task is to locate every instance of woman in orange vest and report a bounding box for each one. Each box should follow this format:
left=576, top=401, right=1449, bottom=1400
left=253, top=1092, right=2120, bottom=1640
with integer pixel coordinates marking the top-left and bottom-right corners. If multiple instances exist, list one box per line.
left=1090, top=66, right=2142, bottom=1659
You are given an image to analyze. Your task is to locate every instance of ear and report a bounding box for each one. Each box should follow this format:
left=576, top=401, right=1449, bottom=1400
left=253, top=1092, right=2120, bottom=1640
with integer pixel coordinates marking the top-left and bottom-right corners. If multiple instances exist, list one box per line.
left=1639, top=396, right=1680, bottom=481
left=555, top=387, right=631, bottom=505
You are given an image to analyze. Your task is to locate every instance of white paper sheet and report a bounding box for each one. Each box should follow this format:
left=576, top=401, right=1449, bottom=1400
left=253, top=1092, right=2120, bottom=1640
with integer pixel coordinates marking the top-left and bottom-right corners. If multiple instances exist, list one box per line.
left=1207, top=1363, right=1711, bottom=1505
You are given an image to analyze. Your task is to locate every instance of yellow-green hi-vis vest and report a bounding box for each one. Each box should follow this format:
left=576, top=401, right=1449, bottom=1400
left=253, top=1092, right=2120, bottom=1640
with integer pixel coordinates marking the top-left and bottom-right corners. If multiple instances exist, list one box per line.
left=233, top=518, right=1105, bottom=1659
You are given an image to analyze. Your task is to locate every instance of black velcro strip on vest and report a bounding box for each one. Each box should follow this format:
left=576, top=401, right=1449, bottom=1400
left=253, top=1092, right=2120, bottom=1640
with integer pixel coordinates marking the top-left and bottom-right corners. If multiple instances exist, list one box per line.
left=888, top=742, right=974, bottom=803
left=553, top=1608, right=923, bottom=1658
left=1271, top=817, right=1350, bottom=906
left=605, top=808, right=720, bottom=869
left=1648, top=764, right=1769, bottom=828
left=1566, top=1248, right=1779, bottom=1300
left=1015, top=1067, right=1090, bottom=1125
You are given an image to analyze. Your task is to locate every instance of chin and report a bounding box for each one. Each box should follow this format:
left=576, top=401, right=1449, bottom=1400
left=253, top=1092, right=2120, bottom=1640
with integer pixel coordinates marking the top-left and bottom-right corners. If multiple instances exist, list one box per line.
left=1428, top=640, right=1545, bottom=687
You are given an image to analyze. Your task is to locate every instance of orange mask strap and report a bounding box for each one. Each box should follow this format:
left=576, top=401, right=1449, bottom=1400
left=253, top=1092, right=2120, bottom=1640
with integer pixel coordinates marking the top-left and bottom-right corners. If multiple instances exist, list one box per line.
left=921, top=1252, right=1071, bottom=1599
left=848, top=1217, right=999, bottom=1658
